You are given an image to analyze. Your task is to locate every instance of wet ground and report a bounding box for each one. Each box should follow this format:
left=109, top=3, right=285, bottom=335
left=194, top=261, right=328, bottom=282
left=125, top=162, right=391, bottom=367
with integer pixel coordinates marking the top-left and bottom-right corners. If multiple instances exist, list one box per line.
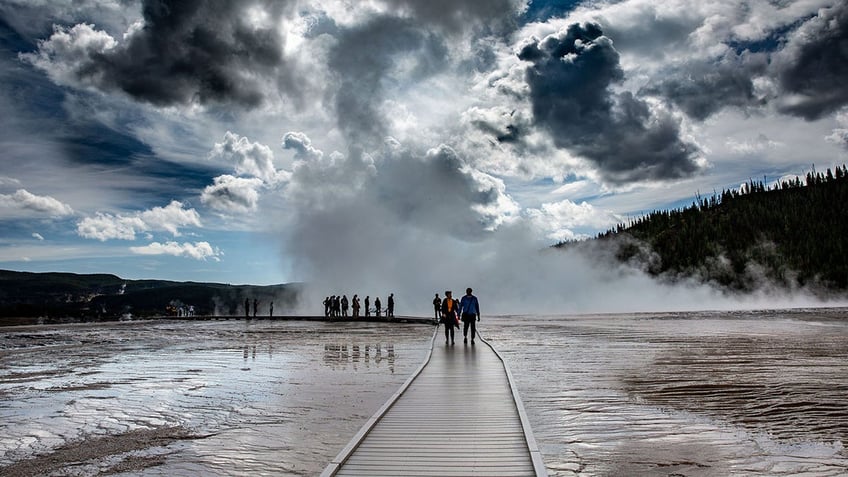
left=485, top=309, right=848, bottom=476
left=1, top=310, right=847, bottom=476
left=0, top=320, right=432, bottom=476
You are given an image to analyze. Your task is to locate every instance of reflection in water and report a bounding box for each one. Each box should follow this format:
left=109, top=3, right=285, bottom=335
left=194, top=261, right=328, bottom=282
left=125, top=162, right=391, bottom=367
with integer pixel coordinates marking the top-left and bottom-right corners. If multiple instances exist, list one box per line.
left=324, top=343, right=396, bottom=373
left=0, top=320, right=430, bottom=476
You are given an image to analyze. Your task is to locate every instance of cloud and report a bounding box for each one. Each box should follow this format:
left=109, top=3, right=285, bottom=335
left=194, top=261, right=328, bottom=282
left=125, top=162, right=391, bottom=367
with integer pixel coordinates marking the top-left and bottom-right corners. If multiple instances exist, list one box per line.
left=76, top=200, right=200, bottom=241
left=379, top=0, right=524, bottom=33
left=517, top=22, right=703, bottom=184
left=326, top=15, right=449, bottom=149
left=826, top=110, right=848, bottom=149
left=209, top=131, right=285, bottom=184
left=640, top=52, right=768, bottom=120
left=200, top=174, right=264, bottom=213
left=282, top=131, right=324, bottom=161
left=0, top=189, right=74, bottom=218
left=21, top=0, right=299, bottom=108
left=129, top=240, right=221, bottom=261
left=773, top=2, right=848, bottom=120
left=32, top=232, right=44, bottom=241
left=525, top=199, right=622, bottom=242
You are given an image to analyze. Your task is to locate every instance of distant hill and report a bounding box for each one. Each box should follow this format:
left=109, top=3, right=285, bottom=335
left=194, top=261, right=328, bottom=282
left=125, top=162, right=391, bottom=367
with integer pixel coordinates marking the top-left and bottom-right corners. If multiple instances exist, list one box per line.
left=0, top=270, right=302, bottom=324
left=557, top=165, right=848, bottom=294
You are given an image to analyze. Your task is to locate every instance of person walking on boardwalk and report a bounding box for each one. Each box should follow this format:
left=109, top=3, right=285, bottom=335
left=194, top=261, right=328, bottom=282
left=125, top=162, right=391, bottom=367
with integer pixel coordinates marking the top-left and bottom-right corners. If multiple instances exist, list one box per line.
left=352, top=294, right=360, bottom=318
left=374, top=296, right=382, bottom=317
left=387, top=293, right=394, bottom=317
left=245, top=298, right=250, bottom=318
left=364, top=296, right=370, bottom=317
left=341, top=295, right=349, bottom=317
left=460, top=287, right=481, bottom=344
left=269, top=301, right=274, bottom=318
left=441, top=290, right=457, bottom=344
left=432, top=293, right=441, bottom=321
left=324, top=296, right=330, bottom=317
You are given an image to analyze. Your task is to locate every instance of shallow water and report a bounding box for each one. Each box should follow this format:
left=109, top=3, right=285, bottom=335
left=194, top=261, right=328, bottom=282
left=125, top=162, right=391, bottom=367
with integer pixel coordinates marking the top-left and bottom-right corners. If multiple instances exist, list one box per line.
left=0, top=320, right=432, bottom=476
left=485, top=309, right=848, bottom=476
left=1, top=310, right=847, bottom=476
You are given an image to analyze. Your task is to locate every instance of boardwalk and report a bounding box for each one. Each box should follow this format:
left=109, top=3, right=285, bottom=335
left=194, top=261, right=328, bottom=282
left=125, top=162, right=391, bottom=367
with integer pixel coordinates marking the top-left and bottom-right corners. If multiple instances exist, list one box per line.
left=323, top=326, right=546, bottom=476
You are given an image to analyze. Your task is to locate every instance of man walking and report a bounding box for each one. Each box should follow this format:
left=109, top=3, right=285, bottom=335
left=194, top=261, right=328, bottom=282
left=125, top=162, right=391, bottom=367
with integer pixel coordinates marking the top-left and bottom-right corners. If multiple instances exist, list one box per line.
left=432, top=293, right=441, bottom=321
left=459, top=287, right=480, bottom=344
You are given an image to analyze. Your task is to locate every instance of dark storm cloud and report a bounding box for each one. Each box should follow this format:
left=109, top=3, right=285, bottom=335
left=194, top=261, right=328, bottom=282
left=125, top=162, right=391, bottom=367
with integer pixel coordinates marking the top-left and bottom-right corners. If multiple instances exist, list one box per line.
left=30, top=0, right=297, bottom=108
left=327, top=15, right=448, bottom=149
left=518, top=22, right=701, bottom=183
left=641, top=53, right=768, bottom=121
left=775, top=2, right=848, bottom=120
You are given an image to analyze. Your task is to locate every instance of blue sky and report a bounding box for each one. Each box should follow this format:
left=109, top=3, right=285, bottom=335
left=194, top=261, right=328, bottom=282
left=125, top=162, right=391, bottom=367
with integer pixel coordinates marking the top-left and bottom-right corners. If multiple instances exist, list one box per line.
left=0, top=0, right=846, bottom=307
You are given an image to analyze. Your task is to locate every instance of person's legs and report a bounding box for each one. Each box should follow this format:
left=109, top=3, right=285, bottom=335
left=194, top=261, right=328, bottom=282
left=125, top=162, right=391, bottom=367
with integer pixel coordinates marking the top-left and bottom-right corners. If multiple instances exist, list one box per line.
left=470, top=319, right=476, bottom=342
left=463, top=318, right=470, bottom=342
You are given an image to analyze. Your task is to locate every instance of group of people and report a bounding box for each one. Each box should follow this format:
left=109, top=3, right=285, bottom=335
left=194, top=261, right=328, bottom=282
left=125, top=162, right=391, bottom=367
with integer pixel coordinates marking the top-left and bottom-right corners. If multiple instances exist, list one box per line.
left=324, top=293, right=395, bottom=318
left=245, top=298, right=273, bottom=318
left=434, top=288, right=480, bottom=345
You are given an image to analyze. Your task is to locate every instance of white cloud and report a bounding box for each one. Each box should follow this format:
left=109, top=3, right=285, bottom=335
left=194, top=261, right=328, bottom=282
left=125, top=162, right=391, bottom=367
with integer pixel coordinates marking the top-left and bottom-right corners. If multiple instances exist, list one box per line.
left=525, top=199, right=623, bottom=242
left=76, top=200, right=200, bottom=241
left=32, top=232, right=44, bottom=241
left=76, top=213, right=146, bottom=241
left=209, top=131, right=287, bottom=184
left=20, top=23, right=118, bottom=89
left=200, top=175, right=264, bottom=213
left=0, top=189, right=74, bottom=218
left=138, top=200, right=201, bottom=236
left=129, top=241, right=221, bottom=261
left=725, top=134, right=784, bottom=155
left=826, top=109, right=848, bottom=149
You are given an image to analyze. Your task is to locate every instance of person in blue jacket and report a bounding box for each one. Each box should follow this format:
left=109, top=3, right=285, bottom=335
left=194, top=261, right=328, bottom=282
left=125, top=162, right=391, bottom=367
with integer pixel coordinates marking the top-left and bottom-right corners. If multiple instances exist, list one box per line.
left=459, top=287, right=480, bottom=344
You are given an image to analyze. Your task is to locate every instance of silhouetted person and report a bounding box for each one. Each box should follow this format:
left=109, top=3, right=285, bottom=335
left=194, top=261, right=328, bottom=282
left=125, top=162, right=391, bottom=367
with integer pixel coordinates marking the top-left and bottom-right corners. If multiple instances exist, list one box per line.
left=432, top=293, right=441, bottom=321
left=253, top=298, right=258, bottom=318
left=341, top=295, right=349, bottom=317
left=441, top=291, right=456, bottom=344
left=324, top=296, right=330, bottom=317
left=269, top=301, right=274, bottom=318
left=352, top=294, right=360, bottom=318
left=375, top=297, right=382, bottom=317
left=333, top=295, right=341, bottom=317
left=387, top=293, right=394, bottom=317
left=460, top=287, right=481, bottom=344
left=364, top=296, right=370, bottom=317
left=245, top=298, right=250, bottom=318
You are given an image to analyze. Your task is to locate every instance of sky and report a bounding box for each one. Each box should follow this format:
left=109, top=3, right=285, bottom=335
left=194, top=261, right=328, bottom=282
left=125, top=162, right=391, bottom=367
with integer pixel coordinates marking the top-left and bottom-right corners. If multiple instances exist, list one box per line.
left=0, top=0, right=846, bottom=314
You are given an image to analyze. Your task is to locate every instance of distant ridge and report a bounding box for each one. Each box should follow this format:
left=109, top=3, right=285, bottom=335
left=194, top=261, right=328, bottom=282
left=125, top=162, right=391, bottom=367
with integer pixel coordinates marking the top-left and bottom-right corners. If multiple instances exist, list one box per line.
left=557, top=165, right=848, bottom=294
left=0, top=270, right=301, bottom=323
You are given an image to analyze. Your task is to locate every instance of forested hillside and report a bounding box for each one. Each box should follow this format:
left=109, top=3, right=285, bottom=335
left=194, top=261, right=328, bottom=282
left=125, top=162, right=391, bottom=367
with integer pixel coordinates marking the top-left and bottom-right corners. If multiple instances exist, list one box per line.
left=559, top=165, right=848, bottom=293
left=0, top=270, right=301, bottom=323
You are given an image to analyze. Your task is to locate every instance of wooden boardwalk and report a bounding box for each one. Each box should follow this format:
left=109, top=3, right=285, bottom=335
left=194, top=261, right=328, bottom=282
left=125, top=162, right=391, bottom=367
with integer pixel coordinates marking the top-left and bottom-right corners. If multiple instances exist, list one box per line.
left=322, top=326, right=547, bottom=476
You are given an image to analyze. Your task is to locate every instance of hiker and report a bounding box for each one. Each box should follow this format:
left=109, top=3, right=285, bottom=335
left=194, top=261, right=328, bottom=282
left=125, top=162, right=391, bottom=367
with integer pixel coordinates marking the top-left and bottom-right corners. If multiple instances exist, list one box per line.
left=441, top=291, right=457, bottom=344
left=432, top=293, right=441, bottom=321
left=374, top=297, right=382, bottom=317
left=352, top=294, right=360, bottom=318
left=364, top=296, right=370, bottom=317
left=387, top=293, right=394, bottom=317
left=459, top=287, right=481, bottom=344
